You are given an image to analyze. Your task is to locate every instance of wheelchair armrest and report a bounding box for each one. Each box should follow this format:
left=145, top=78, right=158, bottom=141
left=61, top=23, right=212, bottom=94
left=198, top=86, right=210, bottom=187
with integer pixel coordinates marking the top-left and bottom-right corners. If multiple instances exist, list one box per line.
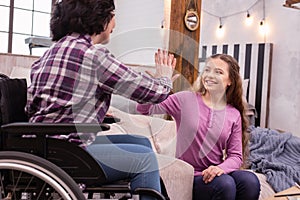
left=1, top=122, right=110, bottom=136
left=102, top=116, right=121, bottom=124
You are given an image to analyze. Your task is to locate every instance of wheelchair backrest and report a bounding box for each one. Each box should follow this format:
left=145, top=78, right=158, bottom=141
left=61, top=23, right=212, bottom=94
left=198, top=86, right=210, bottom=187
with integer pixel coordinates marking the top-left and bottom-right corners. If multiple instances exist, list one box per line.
left=0, top=74, right=108, bottom=186
left=0, top=75, right=28, bottom=125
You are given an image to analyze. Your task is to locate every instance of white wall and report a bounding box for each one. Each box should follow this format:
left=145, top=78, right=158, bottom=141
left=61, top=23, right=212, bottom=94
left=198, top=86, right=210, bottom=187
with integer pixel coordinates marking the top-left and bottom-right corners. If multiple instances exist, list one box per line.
left=200, top=0, right=300, bottom=136
left=107, top=0, right=300, bottom=137
left=106, top=0, right=165, bottom=65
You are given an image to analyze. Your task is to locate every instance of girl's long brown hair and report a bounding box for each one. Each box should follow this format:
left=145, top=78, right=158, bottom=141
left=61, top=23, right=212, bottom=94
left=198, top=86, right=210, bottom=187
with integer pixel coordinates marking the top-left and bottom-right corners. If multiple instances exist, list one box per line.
left=194, top=54, right=250, bottom=168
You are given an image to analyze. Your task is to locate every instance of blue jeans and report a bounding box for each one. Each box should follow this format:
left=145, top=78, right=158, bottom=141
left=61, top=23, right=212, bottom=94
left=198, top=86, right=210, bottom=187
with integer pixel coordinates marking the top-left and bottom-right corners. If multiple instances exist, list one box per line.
left=193, top=170, right=260, bottom=200
left=86, top=134, right=161, bottom=200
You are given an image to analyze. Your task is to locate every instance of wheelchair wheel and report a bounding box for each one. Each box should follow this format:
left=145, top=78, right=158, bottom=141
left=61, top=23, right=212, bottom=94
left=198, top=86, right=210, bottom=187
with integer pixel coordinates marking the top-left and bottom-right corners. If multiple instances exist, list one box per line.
left=0, top=151, right=86, bottom=200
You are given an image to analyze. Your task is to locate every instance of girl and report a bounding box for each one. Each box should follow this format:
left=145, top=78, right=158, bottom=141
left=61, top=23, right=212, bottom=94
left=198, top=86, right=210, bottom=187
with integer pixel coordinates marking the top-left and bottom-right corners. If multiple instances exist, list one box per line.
left=137, top=54, right=260, bottom=200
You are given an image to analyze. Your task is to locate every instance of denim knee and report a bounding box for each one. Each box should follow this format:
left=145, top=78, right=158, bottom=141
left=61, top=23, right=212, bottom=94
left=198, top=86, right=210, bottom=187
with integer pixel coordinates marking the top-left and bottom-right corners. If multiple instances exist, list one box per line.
left=214, top=174, right=236, bottom=198
left=230, top=170, right=261, bottom=200
left=193, top=174, right=236, bottom=200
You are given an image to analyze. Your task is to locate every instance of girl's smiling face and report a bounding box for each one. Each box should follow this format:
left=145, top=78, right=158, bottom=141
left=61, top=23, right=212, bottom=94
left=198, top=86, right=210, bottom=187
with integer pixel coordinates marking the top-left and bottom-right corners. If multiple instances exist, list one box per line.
left=201, top=57, right=232, bottom=94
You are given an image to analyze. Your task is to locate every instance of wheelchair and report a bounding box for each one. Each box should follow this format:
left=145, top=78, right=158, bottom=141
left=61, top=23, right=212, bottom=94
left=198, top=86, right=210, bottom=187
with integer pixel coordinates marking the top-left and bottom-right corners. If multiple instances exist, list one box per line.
left=0, top=75, right=167, bottom=200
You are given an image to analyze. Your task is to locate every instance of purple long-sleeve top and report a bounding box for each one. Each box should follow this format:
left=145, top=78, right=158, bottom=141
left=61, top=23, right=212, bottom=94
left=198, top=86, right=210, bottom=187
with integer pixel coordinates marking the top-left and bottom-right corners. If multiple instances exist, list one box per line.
left=137, top=91, right=243, bottom=175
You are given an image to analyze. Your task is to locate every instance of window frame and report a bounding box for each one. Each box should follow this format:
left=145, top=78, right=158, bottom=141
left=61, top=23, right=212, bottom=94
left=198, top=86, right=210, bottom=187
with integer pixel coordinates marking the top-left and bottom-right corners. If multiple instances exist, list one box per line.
left=1, top=0, right=55, bottom=54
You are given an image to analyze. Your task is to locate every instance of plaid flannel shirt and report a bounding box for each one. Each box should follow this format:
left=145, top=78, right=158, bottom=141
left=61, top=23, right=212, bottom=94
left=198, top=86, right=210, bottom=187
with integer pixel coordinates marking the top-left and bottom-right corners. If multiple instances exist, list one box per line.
left=26, top=33, right=172, bottom=145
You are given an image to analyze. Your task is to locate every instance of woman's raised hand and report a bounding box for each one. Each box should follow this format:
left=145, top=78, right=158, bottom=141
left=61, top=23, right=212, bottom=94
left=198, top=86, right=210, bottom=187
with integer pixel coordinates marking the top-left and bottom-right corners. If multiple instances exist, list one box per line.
left=147, top=49, right=178, bottom=81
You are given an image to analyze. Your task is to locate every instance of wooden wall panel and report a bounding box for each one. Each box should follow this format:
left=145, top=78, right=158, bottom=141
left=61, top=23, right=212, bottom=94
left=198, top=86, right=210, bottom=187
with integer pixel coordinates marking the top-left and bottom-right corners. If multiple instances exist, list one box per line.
left=168, top=0, right=202, bottom=92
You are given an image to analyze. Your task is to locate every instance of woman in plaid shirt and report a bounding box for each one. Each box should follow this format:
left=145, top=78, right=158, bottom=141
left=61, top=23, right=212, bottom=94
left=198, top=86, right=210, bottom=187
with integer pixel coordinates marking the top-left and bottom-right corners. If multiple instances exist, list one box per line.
left=26, top=0, right=176, bottom=199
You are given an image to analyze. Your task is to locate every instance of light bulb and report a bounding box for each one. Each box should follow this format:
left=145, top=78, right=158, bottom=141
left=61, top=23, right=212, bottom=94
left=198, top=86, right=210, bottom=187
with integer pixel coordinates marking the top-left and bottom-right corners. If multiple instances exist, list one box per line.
left=245, top=12, right=253, bottom=26
left=259, top=20, right=270, bottom=36
left=216, top=17, right=225, bottom=38
left=260, top=20, right=264, bottom=26
left=216, top=24, right=225, bottom=38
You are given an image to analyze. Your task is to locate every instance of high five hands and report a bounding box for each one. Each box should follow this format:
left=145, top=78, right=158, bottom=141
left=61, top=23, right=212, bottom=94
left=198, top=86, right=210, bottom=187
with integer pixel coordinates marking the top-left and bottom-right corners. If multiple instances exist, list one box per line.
left=146, top=49, right=180, bottom=82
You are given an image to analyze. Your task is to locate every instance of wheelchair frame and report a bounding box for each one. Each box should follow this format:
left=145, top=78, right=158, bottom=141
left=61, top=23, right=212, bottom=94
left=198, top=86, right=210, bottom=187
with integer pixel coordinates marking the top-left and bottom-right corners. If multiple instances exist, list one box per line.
left=0, top=75, right=166, bottom=200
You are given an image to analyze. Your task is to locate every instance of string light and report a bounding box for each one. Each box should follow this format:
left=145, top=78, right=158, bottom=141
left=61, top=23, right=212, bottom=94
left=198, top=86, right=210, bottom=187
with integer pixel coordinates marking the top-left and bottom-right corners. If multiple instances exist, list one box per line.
left=216, top=18, right=225, bottom=38
left=245, top=10, right=253, bottom=26
left=260, top=19, right=264, bottom=26
left=161, top=19, right=165, bottom=29
left=259, top=18, right=270, bottom=36
left=247, top=11, right=250, bottom=18
left=260, top=0, right=265, bottom=27
left=259, top=18, right=264, bottom=35
left=258, top=0, right=270, bottom=39
left=202, top=0, right=270, bottom=38
left=219, top=18, right=223, bottom=29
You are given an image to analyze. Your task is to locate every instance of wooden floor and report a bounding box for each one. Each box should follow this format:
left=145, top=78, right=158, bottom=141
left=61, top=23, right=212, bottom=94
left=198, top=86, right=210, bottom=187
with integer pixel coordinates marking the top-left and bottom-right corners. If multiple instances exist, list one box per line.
left=265, top=186, right=300, bottom=200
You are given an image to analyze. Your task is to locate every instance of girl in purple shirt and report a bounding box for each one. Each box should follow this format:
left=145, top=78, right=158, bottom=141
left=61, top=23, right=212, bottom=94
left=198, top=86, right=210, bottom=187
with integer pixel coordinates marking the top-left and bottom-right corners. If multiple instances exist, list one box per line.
left=137, top=54, right=260, bottom=200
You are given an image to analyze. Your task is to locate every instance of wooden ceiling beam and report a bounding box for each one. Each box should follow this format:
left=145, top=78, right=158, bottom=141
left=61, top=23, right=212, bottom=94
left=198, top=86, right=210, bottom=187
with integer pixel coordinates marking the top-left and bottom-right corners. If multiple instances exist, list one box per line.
left=285, top=0, right=300, bottom=4
left=283, top=0, right=300, bottom=10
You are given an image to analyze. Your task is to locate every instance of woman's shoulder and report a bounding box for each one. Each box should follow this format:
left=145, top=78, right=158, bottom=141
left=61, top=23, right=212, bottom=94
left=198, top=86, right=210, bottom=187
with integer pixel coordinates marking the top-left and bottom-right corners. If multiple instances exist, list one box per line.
left=89, top=44, right=110, bottom=55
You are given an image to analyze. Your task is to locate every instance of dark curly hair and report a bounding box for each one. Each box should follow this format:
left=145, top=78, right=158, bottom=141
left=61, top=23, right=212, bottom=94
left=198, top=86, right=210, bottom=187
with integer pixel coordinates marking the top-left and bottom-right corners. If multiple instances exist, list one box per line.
left=195, top=54, right=250, bottom=168
left=50, top=0, right=115, bottom=41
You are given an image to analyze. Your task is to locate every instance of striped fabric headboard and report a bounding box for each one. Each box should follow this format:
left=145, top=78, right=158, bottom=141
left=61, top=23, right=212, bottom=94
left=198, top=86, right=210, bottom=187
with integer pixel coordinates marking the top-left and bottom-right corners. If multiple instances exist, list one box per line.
left=199, top=43, right=273, bottom=127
